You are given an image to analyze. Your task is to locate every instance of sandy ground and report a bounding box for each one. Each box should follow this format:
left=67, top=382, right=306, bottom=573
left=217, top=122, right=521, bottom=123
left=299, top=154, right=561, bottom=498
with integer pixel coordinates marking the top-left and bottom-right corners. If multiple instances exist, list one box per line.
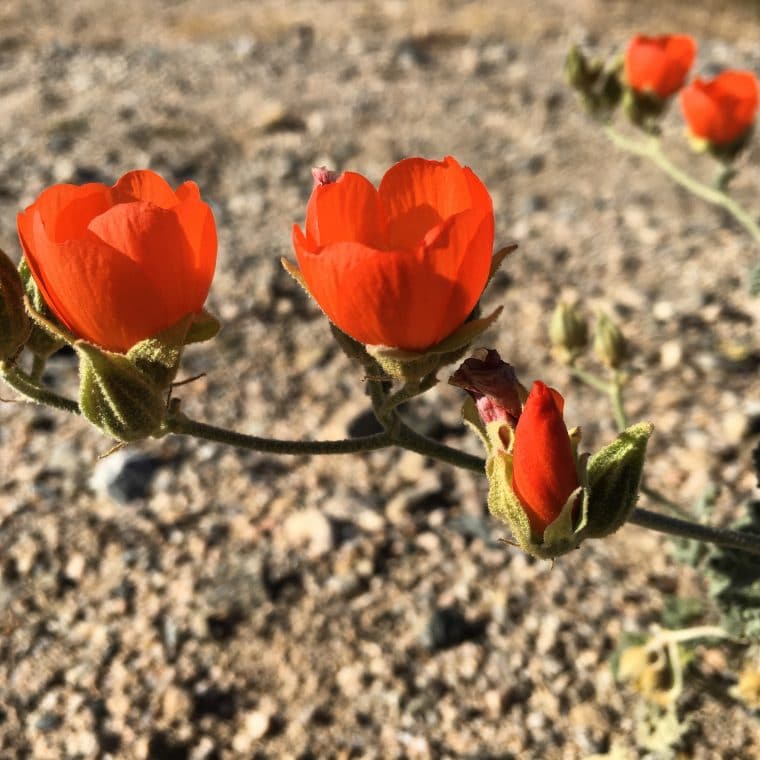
left=1, top=1, right=760, bottom=758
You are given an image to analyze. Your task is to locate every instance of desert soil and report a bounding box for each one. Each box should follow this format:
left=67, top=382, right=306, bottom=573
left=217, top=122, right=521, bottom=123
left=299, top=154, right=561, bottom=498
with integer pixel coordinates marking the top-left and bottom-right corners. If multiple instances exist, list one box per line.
left=1, top=1, right=760, bottom=758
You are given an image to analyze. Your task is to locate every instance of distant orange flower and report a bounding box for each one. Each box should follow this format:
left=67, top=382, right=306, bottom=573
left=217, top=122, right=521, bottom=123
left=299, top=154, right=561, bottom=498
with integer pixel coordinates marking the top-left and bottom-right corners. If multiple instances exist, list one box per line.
left=511, top=381, right=579, bottom=534
left=292, top=156, right=494, bottom=351
left=17, top=170, right=217, bottom=353
left=624, top=34, right=696, bottom=98
left=680, top=71, right=759, bottom=145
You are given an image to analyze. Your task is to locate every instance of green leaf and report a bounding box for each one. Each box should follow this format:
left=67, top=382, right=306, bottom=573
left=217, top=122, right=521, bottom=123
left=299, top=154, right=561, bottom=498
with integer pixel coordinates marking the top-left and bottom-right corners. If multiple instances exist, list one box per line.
left=704, top=500, right=760, bottom=642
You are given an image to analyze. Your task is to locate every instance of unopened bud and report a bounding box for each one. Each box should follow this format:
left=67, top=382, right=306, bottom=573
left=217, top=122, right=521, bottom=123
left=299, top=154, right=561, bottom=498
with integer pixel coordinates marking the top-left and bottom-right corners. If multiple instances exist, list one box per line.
left=565, top=45, right=623, bottom=119
left=594, top=312, right=628, bottom=369
left=549, top=302, right=588, bottom=361
left=76, top=342, right=167, bottom=442
left=0, top=248, right=31, bottom=360
left=584, top=422, right=653, bottom=537
left=449, top=348, right=526, bottom=427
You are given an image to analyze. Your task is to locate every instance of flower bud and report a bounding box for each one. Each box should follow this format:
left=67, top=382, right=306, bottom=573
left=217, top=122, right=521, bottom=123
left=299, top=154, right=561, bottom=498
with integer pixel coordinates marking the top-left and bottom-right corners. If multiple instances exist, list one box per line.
left=76, top=342, right=167, bottom=442
left=0, top=248, right=31, bottom=360
left=565, top=45, right=623, bottom=119
left=594, top=312, right=628, bottom=368
left=448, top=348, right=526, bottom=426
left=584, top=422, right=653, bottom=537
left=549, top=301, right=588, bottom=362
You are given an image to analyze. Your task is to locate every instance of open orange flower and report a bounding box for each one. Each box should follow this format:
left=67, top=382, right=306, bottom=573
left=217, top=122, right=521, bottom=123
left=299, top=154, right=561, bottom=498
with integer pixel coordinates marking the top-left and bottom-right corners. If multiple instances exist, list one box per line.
left=624, top=34, right=696, bottom=99
left=291, top=156, right=494, bottom=351
left=17, top=169, right=217, bottom=353
left=680, top=71, right=759, bottom=145
left=511, top=381, right=579, bottom=534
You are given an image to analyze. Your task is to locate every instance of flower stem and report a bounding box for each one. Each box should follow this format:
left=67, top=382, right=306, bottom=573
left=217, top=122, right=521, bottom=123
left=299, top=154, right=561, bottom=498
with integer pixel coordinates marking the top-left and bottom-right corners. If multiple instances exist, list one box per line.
left=0, top=362, right=80, bottom=415
left=609, top=372, right=629, bottom=432
left=603, top=126, right=760, bottom=245
left=30, top=354, right=46, bottom=383
left=628, top=507, right=760, bottom=557
left=165, top=412, right=393, bottom=456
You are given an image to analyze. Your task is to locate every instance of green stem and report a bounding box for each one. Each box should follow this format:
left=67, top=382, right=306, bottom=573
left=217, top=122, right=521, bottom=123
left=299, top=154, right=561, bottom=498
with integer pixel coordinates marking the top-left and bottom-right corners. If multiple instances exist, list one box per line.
left=569, top=365, right=628, bottom=432
left=165, top=412, right=393, bottom=456
left=30, top=354, right=46, bottom=383
left=393, top=418, right=486, bottom=472
left=380, top=372, right=438, bottom=415
left=0, top=362, right=80, bottom=415
left=603, top=126, right=760, bottom=245
left=609, top=373, right=629, bottom=433
left=640, top=484, right=693, bottom=519
left=628, top=507, right=760, bottom=557
left=569, top=365, right=611, bottom=394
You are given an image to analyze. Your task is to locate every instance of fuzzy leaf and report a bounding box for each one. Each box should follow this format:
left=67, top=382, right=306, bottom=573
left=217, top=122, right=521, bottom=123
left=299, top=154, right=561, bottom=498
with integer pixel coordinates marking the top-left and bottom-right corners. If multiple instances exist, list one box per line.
left=704, top=500, right=760, bottom=641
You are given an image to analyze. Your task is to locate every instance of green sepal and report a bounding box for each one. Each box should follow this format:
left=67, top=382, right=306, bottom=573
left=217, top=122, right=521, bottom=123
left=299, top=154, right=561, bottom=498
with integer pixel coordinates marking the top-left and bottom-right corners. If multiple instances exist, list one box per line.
left=329, top=323, right=375, bottom=367
left=76, top=341, right=167, bottom=442
left=486, top=448, right=533, bottom=552
left=487, top=244, right=518, bottom=284
left=0, top=248, right=31, bottom=360
left=622, top=87, right=667, bottom=133
left=185, top=309, right=221, bottom=344
left=584, top=422, right=654, bottom=538
left=485, top=436, right=589, bottom=560
left=18, top=258, right=69, bottom=359
left=366, top=306, right=503, bottom=383
left=462, top=396, right=490, bottom=452
left=126, top=314, right=193, bottom=389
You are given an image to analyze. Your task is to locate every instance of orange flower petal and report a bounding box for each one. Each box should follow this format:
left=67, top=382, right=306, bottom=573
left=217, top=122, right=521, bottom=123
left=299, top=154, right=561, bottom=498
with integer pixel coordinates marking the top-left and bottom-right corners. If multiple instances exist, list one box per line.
left=512, top=381, right=579, bottom=534
left=87, top=201, right=199, bottom=322
left=625, top=34, right=696, bottom=98
left=295, top=228, right=459, bottom=349
left=111, top=169, right=179, bottom=208
left=378, top=156, right=473, bottom=250
left=30, top=212, right=166, bottom=352
left=306, top=172, right=387, bottom=249
left=173, top=195, right=218, bottom=307
left=680, top=71, right=759, bottom=144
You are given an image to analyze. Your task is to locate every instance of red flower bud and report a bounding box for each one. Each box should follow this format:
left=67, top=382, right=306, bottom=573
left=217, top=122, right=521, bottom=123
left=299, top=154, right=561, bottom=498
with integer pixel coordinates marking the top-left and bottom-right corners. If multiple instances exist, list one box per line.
left=511, top=381, right=579, bottom=534
left=680, top=71, right=759, bottom=145
left=624, top=34, right=696, bottom=98
left=449, top=348, right=524, bottom=426
left=292, top=156, right=495, bottom=351
left=17, top=170, right=217, bottom=353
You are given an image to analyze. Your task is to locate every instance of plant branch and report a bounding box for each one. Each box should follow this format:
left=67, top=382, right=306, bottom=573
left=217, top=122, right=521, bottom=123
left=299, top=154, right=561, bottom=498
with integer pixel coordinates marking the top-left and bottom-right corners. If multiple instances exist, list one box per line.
left=165, top=411, right=394, bottom=456
left=603, top=126, right=760, bottom=245
left=628, top=507, right=760, bottom=557
left=0, top=362, right=80, bottom=415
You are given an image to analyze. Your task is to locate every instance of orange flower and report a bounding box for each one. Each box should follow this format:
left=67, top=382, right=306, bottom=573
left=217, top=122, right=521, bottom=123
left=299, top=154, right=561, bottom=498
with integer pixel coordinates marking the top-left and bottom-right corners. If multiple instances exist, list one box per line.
left=292, top=156, right=494, bottom=351
left=511, top=381, right=579, bottom=534
left=680, top=71, right=759, bottom=145
left=17, top=170, right=217, bottom=353
left=624, top=34, right=696, bottom=98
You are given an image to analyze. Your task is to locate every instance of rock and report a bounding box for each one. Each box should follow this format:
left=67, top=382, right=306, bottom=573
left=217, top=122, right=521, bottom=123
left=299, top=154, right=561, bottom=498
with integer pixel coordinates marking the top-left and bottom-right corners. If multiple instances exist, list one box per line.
left=281, top=508, right=334, bottom=558
left=89, top=450, right=165, bottom=503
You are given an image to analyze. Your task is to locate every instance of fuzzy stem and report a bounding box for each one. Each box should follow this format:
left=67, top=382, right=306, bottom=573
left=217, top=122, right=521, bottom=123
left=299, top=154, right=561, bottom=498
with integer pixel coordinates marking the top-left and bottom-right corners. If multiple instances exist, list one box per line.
left=603, top=127, right=760, bottom=245
left=0, top=362, right=80, bottom=415
left=628, top=508, right=760, bottom=556
left=166, top=412, right=393, bottom=456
